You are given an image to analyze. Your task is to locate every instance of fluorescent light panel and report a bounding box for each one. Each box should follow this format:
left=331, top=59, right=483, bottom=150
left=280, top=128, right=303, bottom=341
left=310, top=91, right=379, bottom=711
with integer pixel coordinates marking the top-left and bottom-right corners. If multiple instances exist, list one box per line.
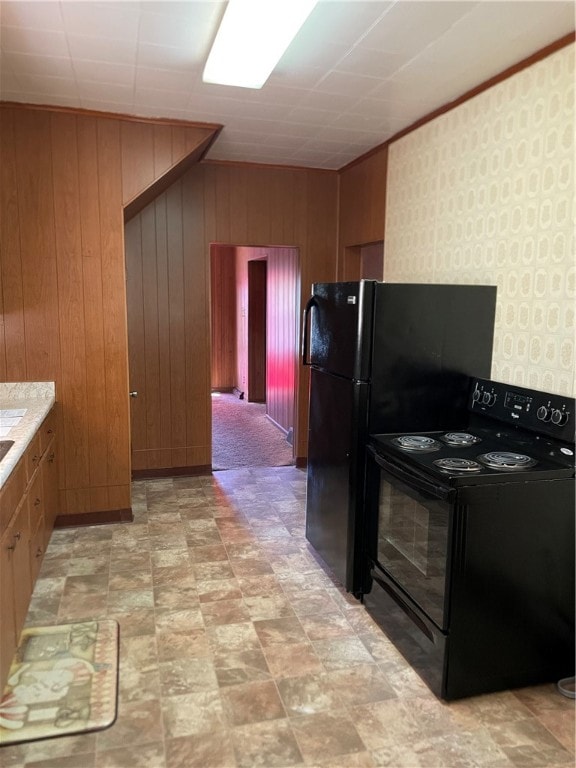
left=203, top=0, right=317, bottom=89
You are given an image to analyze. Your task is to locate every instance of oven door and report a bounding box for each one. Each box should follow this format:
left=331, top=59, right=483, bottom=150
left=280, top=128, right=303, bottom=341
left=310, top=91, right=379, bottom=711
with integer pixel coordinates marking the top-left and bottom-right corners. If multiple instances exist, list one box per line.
left=365, top=445, right=456, bottom=630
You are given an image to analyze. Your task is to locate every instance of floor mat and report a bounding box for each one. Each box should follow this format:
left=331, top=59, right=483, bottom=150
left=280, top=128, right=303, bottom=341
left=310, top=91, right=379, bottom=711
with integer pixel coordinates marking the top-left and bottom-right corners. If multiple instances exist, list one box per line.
left=0, top=620, right=119, bottom=745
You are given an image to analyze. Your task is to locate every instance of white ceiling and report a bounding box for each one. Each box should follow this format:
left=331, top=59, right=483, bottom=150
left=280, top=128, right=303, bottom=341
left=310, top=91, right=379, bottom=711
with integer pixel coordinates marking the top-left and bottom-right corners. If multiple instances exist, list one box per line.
left=1, top=1, right=574, bottom=170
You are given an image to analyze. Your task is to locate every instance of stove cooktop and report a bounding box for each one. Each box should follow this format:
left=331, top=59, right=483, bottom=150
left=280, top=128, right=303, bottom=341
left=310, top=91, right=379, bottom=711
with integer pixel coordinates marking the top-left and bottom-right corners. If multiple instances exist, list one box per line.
left=370, top=428, right=575, bottom=486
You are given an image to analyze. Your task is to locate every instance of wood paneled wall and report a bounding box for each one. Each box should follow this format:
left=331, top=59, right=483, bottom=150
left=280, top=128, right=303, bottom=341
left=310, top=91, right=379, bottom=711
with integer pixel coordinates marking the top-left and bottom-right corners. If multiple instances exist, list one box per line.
left=124, top=163, right=339, bottom=471
left=0, top=105, right=217, bottom=516
left=266, top=248, right=299, bottom=435
left=234, top=246, right=250, bottom=397
left=337, top=147, right=388, bottom=279
left=235, top=245, right=267, bottom=403
left=126, top=181, right=212, bottom=473
left=247, top=259, right=267, bottom=403
left=235, top=244, right=298, bottom=427
left=210, top=245, right=237, bottom=390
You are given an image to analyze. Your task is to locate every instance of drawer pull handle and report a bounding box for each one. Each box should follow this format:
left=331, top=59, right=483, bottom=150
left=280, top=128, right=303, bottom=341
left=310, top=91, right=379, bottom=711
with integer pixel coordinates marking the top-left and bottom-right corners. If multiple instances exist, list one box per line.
left=6, top=543, right=16, bottom=551
left=36, top=547, right=43, bottom=558
left=47, top=429, right=54, bottom=435
left=32, top=454, right=39, bottom=464
left=14, top=531, right=21, bottom=541
left=48, top=453, right=55, bottom=463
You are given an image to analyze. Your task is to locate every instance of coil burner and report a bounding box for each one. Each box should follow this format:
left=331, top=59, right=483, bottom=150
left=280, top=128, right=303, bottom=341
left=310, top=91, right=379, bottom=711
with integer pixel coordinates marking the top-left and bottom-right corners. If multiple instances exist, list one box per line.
left=441, top=432, right=481, bottom=447
left=433, top=457, right=482, bottom=473
left=392, top=435, right=441, bottom=453
left=477, top=451, right=537, bottom=471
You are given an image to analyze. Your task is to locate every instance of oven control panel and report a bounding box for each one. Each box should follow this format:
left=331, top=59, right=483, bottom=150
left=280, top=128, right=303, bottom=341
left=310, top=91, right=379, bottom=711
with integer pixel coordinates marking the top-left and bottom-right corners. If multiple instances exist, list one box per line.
left=469, top=378, right=575, bottom=443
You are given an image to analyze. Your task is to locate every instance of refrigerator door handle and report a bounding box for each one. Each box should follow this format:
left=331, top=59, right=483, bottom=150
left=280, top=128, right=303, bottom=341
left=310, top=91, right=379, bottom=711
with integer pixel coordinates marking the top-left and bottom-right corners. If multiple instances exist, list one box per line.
left=301, top=295, right=318, bottom=366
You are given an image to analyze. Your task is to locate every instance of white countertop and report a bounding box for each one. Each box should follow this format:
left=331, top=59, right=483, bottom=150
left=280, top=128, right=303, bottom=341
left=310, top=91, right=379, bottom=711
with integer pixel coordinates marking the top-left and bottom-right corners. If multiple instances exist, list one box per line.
left=0, top=382, right=56, bottom=488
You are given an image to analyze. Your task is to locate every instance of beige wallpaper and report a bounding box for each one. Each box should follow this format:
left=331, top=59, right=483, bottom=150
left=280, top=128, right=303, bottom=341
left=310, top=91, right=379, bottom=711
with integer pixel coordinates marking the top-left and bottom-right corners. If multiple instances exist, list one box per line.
left=384, top=45, right=575, bottom=397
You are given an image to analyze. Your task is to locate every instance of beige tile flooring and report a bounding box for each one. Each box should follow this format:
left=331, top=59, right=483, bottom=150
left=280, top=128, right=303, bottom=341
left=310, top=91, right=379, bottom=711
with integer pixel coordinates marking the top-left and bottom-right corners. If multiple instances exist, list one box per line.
left=2, top=466, right=574, bottom=768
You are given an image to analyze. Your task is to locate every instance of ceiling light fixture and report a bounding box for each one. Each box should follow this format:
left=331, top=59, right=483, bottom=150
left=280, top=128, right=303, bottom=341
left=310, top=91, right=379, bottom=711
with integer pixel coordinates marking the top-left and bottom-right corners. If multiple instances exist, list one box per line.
left=203, top=0, right=317, bottom=89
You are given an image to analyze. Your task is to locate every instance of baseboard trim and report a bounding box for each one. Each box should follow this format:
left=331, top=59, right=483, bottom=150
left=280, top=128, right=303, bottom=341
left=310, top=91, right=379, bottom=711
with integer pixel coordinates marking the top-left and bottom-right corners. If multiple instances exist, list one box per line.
left=54, top=508, right=134, bottom=527
left=295, top=457, right=308, bottom=469
left=265, top=414, right=289, bottom=437
left=131, top=465, right=212, bottom=479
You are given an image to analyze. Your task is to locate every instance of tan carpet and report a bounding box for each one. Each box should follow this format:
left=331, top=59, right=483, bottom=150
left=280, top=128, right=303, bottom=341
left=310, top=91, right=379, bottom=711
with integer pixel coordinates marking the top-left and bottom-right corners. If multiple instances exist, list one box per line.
left=212, top=393, right=294, bottom=470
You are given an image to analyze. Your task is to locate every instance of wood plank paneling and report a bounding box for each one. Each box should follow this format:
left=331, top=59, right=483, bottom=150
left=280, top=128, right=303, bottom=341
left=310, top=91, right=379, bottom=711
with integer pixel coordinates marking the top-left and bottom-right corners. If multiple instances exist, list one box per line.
left=248, top=259, right=267, bottom=403
left=0, top=110, right=25, bottom=380
left=338, top=147, right=388, bottom=278
left=141, top=203, right=161, bottom=467
left=16, top=110, right=60, bottom=381
left=121, top=120, right=216, bottom=208
left=210, top=245, right=237, bottom=390
left=267, top=248, right=299, bottom=433
left=2, top=101, right=337, bottom=498
left=155, top=198, right=173, bottom=464
left=166, top=183, right=187, bottom=464
left=77, top=117, right=107, bottom=493
left=125, top=164, right=339, bottom=474
left=125, top=215, right=146, bottom=471
left=235, top=246, right=249, bottom=396
left=98, top=118, right=129, bottom=488
left=51, top=113, right=89, bottom=492
left=0, top=104, right=218, bottom=515
left=121, top=122, right=154, bottom=206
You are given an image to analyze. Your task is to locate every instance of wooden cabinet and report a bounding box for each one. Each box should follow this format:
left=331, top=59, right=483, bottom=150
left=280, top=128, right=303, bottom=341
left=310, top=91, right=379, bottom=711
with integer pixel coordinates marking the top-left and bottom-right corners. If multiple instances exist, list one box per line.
left=0, top=406, right=58, bottom=690
left=42, top=443, right=58, bottom=540
left=0, top=500, right=31, bottom=688
left=0, top=522, right=18, bottom=687
left=28, top=469, right=45, bottom=584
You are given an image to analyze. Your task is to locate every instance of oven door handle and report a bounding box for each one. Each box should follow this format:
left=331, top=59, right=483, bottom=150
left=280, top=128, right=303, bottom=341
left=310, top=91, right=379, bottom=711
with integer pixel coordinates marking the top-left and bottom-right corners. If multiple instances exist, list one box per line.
left=368, top=446, right=456, bottom=502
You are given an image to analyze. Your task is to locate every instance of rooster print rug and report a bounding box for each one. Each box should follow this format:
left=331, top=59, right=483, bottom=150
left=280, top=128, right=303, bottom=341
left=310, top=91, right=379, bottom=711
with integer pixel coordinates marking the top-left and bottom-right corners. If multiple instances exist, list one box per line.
left=0, top=621, right=118, bottom=745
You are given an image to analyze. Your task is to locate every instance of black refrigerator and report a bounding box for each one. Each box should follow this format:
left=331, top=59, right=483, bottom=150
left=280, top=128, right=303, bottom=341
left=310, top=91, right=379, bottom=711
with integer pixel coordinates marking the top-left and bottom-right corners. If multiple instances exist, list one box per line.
left=302, top=281, right=497, bottom=595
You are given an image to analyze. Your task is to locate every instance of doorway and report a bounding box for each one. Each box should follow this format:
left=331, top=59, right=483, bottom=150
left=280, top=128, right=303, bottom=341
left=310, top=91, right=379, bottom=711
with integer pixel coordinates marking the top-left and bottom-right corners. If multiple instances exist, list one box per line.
left=210, top=244, right=299, bottom=470
left=248, top=259, right=267, bottom=403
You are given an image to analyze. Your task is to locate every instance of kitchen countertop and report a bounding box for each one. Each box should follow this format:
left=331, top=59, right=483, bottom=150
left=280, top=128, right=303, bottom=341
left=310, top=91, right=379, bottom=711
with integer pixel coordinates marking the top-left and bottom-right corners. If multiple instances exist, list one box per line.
left=0, top=382, right=56, bottom=488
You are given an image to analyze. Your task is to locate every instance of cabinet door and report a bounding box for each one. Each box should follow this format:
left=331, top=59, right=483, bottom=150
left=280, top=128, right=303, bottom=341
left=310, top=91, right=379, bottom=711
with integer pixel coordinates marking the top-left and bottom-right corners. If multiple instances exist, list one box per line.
left=27, top=469, right=45, bottom=583
left=10, top=501, right=33, bottom=637
left=42, top=437, right=59, bottom=538
left=29, top=511, right=46, bottom=584
left=0, top=500, right=31, bottom=688
left=0, top=526, right=17, bottom=690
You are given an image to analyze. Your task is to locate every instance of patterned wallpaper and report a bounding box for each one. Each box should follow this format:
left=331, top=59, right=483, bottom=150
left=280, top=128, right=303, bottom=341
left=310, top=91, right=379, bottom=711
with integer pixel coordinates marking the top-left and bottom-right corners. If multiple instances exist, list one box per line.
left=384, top=45, right=575, bottom=397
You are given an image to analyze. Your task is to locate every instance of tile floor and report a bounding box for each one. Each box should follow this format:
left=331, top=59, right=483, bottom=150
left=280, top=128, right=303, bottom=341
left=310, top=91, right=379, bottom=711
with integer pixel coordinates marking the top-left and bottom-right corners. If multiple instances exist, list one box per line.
left=2, top=466, right=574, bottom=768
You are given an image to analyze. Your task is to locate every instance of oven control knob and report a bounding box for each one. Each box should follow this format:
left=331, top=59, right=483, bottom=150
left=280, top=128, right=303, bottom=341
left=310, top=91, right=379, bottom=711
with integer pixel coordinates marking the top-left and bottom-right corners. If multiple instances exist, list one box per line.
left=482, top=391, right=496, bottom=406
left=551, top=409, right=569, bottom=427
left=537, top=405, right=553, bottom=422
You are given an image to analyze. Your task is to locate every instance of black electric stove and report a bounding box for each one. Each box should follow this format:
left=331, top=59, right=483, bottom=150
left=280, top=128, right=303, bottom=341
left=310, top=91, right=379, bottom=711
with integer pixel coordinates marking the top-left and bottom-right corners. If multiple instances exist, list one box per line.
left=363, top=378, right=575, bottom=700
left=371, top=425, right=574, bottom=486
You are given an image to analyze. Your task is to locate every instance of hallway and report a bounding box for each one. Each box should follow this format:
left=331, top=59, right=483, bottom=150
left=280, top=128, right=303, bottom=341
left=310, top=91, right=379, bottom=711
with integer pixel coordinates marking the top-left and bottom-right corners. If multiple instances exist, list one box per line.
left=211, top=394, right=293, bottom=471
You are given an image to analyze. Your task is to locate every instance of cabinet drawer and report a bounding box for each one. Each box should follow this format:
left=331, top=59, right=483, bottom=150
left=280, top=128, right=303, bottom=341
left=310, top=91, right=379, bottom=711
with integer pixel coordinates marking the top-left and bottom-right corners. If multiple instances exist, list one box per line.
left=0, top=458, right=26, bottom=536
left=26, top=432, right=42, bottom=480
left=40, top=408, right=57, bottom=454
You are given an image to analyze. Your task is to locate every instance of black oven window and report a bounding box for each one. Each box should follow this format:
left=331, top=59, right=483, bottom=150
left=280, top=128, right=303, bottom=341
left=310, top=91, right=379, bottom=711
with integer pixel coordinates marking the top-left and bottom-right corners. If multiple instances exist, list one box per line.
left=377, top=479, right=450, bottom=625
